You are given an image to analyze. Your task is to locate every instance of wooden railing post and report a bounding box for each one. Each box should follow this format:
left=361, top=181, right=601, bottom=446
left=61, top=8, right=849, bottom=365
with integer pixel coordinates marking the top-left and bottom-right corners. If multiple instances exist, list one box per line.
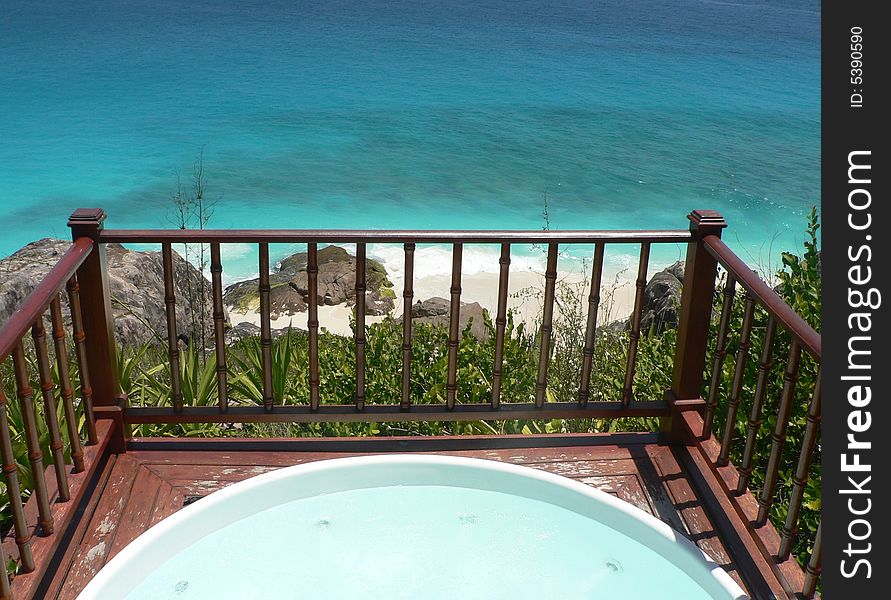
left=68, top=209, right=126, bottom=448
left=662, top=210, right=726, bottom=440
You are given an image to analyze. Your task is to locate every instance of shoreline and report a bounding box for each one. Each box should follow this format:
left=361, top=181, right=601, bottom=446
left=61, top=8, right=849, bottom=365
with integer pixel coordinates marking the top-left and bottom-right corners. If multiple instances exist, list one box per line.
left=227, top=264, right=649, bottom=337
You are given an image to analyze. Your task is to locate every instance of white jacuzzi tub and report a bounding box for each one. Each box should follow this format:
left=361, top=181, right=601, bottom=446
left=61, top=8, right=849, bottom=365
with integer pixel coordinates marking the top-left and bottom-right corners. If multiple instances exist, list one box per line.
left=79, top=455, right=747, bottom=599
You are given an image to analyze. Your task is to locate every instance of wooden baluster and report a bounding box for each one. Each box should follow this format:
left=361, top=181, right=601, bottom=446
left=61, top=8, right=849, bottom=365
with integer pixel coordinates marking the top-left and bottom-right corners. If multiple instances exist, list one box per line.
left=307, top=243, right=320, bottom=411
left=0, top=536, right=10, bottom=599
left=11, top=342, right=54, bottom=535
left=31, top=314, right=71, bottom=502
left=736, top=316, right=777, bottom=494
left=210, top=243, right=228, bottom=413
left=578, top=243, right=605, bottom=407
left=67, top=275, right=98, bottom=445
left=401, top=243, right=415, bottom=410
left=756, top=340, right=801, bottom=526
left=258, top=243, right=274, bottom=411
left=0, top=380, right=35, bottom=571
left=802, top=520, right=821, bottom=599
left=51, top=295, right=85, bottom=472
left=355, top=243, right=367, bottom=411
left=717, top=292, right=756, bottom=466
left=446, top=243, right=462, bottom=410
left=535, top=244, right=558, bottom=408
left=779, top=367, right=822, bottom=560
left=703, top=274, right=736, bottom=435
left=622, top=243, right=650, bottom=406
left=161, top=243, right=183, bottom=413
left=491, top=244, right=510, bottom=409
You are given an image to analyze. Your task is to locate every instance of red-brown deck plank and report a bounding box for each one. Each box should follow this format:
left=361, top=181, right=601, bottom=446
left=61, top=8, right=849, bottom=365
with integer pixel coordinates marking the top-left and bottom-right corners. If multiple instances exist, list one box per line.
left=127, top=444, right=646, bottom=467
left=42, top=455, right=119, bottom=600
left=651, top=447, right=742, bottom=588
left=105, top=467, right=163, bottom=562
left=46, top=440, right=772, bottom=599
left=576, top=474, right=654, bottom=515
left=678, top=411, right=809, bottom=598
left=148, top=484, right=185, bottom=528
left=688, top=413, right=809, bottom=594
left=57, top=454, right=140, bottom=600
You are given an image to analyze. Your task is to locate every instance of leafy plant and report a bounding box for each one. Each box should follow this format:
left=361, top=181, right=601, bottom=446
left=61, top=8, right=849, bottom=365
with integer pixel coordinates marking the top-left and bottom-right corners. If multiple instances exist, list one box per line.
left=135, top=344, right=223, bottom=437
left=229, top=329, right=303, bottom=406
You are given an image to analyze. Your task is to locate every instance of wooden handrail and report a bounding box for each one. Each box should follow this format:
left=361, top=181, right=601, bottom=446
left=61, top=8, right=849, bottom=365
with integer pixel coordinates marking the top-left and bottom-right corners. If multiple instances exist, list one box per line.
left=697, top=231, right=821, bottom=598
left=702, top=234, right=821, bottom=360
left=99, top=228, right=693, bottom=244
left=0, top=237, right=94, bottom=362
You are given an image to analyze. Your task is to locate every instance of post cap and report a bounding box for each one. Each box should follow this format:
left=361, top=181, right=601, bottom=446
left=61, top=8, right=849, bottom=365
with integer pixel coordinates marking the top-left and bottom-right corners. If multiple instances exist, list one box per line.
left=68, top=208, right=107, bottom=238
left=687, top=210, right=727, bottom=234
left=68, top=208, right=107, bottom=227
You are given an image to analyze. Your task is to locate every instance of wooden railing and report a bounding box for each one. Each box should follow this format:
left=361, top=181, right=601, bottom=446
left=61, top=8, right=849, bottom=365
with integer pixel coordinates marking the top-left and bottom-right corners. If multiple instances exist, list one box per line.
left=98, top=221, right=693, bottom=425
left=0, top=208, right=821, bottom=598
left=667, top=211, right=822, bottom=599
left=0, top=228, right=109, bottom=599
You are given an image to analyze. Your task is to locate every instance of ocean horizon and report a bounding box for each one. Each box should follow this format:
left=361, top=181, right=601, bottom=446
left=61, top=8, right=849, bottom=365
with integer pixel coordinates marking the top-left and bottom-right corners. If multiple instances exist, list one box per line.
left=1, top=0, right=820, bottom=283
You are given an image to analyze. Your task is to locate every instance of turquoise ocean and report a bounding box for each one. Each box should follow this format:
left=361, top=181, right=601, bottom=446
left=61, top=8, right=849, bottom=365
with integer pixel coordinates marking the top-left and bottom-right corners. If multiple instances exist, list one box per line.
left=1, top=0, right=819, bottom=284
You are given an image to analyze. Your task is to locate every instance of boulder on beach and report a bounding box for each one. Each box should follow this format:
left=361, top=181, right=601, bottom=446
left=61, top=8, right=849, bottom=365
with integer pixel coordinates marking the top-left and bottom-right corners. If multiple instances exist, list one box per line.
left=224, top=321, right=300, bottom=345
left=399, top=296, right=488, bottom=340
left=223, top=245, right=396, bottom=318
left=631, top=260, right=685, bottom=334
left=0, top=238, right=216, bottom=348
left=411, top=296, right=450, bottom=318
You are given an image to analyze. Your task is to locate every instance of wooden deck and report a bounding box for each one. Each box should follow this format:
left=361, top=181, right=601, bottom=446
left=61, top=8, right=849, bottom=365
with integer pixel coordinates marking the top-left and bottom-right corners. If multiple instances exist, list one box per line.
left=26, top=432, right=791, bottom=599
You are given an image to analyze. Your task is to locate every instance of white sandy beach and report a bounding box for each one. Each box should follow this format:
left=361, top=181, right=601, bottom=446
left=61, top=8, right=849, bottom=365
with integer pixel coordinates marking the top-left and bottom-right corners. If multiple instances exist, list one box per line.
left=227, top=265, right=647, bottom=337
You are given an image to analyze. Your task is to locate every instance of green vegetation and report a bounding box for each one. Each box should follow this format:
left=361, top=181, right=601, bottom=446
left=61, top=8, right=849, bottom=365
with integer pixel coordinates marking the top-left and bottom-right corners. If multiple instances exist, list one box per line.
left=0, top=209, right=821, bottom=571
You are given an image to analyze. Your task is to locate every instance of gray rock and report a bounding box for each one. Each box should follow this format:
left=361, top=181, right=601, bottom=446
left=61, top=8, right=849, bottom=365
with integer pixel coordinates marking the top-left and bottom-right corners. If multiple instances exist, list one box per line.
left=601, top=319, right=629, bottom=335
left=225, top=321, right=261, bottom=344
left=664, top=260, right=685, bottom=283
left=1, top=238, right=217, bottom=348
left=224, top=245, right=395, bottom=318
left=635, top=267, right=684, bottom=334
left=366, top=292, right=395, bottom=316
left=223, top=277, right=287, bottom=314
left=400, top=298, right=488, bottom=340
left=411, top=297, right=450, bottom=318
left=290, top=268, right=354, bottom=306
left=270, top=284, right=307, bottom=315
left=224, top=321, right=302, bottom=345
left=0, top=238, right=72, bottom=324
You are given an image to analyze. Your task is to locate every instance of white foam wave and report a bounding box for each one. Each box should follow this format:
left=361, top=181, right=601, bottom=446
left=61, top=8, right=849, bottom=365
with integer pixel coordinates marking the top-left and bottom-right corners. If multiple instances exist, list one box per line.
left=175, top=241, right=673, bottom=290
left=368, top=244, right=554, bottom=280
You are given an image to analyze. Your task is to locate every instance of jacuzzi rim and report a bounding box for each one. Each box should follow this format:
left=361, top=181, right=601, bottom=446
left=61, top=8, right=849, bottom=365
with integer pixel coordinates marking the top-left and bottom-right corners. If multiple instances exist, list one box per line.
left=78, top=454, right=748, bottom=599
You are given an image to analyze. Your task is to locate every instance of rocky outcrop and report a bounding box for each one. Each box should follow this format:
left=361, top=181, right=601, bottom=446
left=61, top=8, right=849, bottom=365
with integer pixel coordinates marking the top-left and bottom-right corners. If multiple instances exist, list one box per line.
left=223, top=245, right=395, bottom=318
left=224, top=321, right=300, bottom=345
left=225, top=321, right=262, bottom=343
left=611, top=261, right=686, bottom=334
left=411, top=296, right=450, bottom=318
left=0, top=238, right=71, bottom=323
left=664, top=260, right=685, bottom=284
left=1, top=238, right=216, bottom=347
left=399, top=296, right=488, bottom=340
left=639, top=260, right=684, bottom=333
